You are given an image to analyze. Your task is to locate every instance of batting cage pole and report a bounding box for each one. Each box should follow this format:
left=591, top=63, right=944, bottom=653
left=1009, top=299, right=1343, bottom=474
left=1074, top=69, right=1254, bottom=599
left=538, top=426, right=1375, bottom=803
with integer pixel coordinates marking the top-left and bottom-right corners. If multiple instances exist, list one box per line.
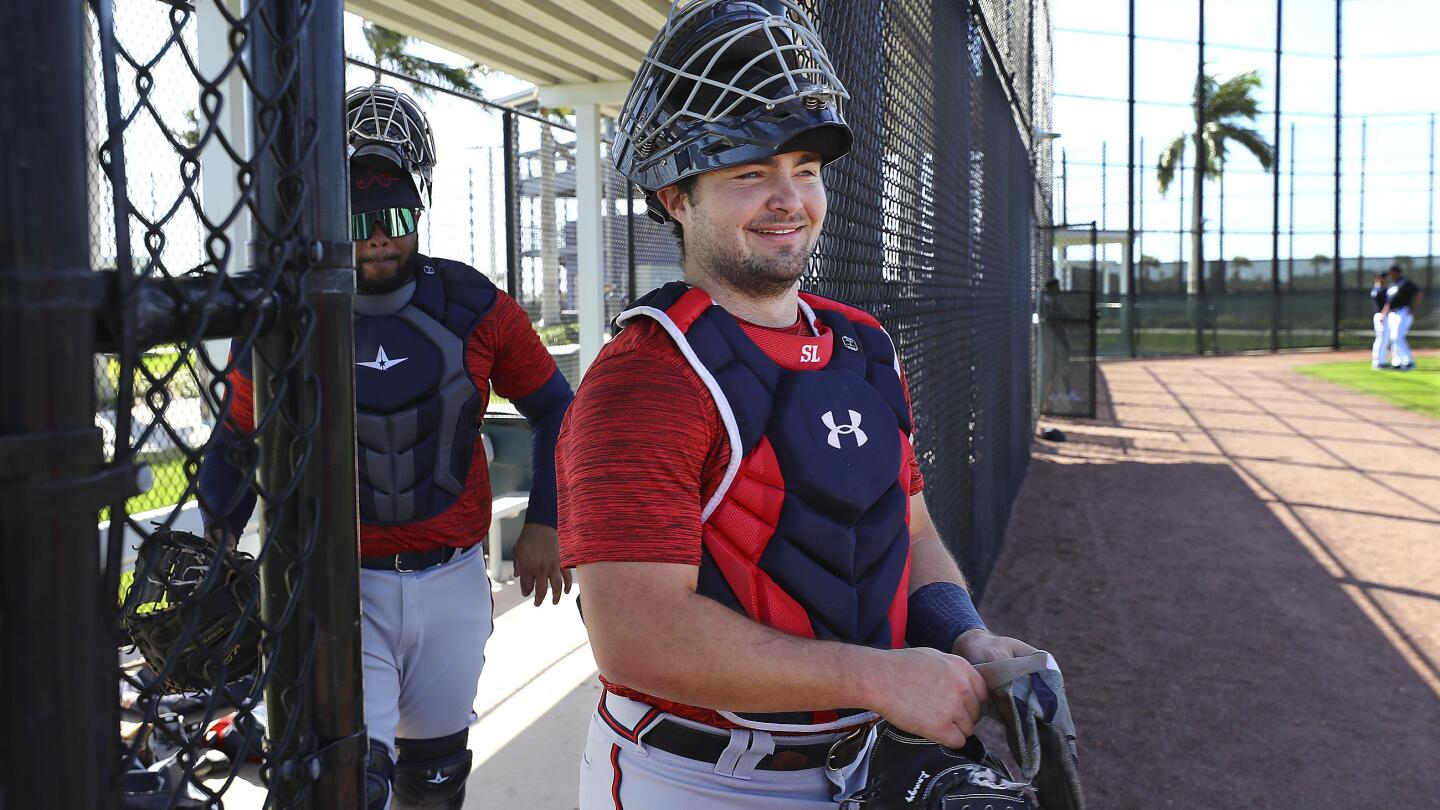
left=1270, top=0, right=1283, bottom=352
left=250, top=0, right=366, bottom=805
left=0, top=0, right=118, bottom=805
left=1193, top=0, right=1207, bottom=354
left=1332, top=0, right=1342, bottom=350
left=1125, top=0, right=1137, bottom=358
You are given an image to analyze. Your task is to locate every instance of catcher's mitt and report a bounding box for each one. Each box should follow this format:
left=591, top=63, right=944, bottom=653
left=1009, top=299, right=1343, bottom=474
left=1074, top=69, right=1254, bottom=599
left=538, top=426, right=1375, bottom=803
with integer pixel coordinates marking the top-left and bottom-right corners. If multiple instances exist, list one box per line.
left=838, top=722, right=1034, bottom=809
left=120, top=529, right=260, bottom=693
left=839, top=651, right=1084, bottom=810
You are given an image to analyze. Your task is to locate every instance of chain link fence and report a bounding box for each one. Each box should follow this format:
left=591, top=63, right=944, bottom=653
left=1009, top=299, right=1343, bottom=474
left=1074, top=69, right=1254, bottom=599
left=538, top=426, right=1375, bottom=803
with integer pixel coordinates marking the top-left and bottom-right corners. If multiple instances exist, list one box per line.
left=68, top=0, right=364, bottom=805
left=800, top=0, right=1052, bottom=595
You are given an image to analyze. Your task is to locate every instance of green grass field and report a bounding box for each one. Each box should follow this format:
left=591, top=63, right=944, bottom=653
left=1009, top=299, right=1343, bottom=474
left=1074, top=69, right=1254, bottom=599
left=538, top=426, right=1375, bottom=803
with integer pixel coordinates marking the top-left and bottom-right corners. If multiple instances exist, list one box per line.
left=1298, top=359, right=1440, bottom=420
left=98, top=453, right=193, bottom=522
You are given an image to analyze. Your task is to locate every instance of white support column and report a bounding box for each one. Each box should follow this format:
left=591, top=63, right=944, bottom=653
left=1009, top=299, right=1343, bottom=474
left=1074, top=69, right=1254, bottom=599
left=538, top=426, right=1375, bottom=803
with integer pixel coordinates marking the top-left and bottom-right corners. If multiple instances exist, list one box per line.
left=574, top=101, right=605, bottom=377
left=197, top=0, right=251, bottom=372
left=1120, top=238, right=1131, bottom=295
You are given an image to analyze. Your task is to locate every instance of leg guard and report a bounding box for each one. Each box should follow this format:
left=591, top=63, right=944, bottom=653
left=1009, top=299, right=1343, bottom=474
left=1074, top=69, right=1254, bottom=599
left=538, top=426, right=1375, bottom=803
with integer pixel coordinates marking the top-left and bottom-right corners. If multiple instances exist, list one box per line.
left=367, top=740, right=395, bottom=810
left=393, top=730, right=472, bottom=810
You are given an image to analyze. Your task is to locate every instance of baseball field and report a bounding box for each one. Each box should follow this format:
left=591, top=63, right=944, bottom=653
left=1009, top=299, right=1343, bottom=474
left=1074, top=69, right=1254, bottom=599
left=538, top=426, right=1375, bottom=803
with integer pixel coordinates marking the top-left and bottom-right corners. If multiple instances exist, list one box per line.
left=1298, top=359, right=1440, bottom=420
left=983, top=349, right=1440, bottom=807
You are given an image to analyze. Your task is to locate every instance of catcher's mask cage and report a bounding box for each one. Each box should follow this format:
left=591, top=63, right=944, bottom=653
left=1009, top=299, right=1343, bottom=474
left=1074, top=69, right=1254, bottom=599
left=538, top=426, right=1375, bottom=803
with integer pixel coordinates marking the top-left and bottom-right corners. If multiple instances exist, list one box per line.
left=121, top=532, right=261, bottom=694
left=346, top=83, right=438, bottom=207
left=614, top=0, right=852, bottom=222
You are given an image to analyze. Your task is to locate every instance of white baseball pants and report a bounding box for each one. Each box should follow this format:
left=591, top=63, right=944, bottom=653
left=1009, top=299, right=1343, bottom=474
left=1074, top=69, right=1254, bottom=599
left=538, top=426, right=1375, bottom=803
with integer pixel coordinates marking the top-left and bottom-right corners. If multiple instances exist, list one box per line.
left=1387, top=307, right=1414, bottom=367
left=361, top=544, right=492, bottom=757
left=578, top=693, right=872, bottom=810
left=1372, top=312, right=1391, bottom=367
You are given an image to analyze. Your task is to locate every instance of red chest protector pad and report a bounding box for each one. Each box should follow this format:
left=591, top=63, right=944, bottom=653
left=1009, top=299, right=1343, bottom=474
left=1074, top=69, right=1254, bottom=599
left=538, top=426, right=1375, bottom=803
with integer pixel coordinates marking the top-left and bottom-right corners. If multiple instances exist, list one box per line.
left=616, top=283, right=914, bottom=732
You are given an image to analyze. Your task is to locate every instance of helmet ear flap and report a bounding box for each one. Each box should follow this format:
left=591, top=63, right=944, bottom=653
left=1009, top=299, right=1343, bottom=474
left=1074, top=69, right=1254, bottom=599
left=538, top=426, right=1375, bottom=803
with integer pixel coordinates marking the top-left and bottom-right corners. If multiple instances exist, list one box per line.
left=645, top=191, right=672, bottom=224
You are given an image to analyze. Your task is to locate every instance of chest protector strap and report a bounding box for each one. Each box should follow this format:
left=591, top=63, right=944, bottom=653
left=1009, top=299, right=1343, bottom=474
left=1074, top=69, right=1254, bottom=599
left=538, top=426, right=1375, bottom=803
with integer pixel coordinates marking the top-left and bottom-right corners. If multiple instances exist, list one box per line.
left=618, top=282, right=915, bottom=732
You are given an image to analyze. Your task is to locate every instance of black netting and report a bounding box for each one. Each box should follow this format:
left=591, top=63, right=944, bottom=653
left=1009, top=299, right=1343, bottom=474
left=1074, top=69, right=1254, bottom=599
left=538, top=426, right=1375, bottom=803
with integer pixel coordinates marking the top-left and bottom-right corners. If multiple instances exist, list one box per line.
left=799, top=0, right=1047, bottom=595
left=84, top=0, right=363, bottom=806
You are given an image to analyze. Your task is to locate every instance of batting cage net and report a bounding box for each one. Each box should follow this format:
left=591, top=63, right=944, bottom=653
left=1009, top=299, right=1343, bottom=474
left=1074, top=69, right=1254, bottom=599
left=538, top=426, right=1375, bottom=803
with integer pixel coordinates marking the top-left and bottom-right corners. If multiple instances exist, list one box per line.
left=801, top=0, right=1052, bottom=593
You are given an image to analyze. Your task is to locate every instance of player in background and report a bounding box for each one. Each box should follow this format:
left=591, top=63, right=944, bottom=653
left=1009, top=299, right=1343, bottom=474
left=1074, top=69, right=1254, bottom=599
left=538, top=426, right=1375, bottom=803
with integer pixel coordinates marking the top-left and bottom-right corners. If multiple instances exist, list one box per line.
left=1378, top=263, right=1423, bottom=371
left=198, top=85, right=574, bottom=809
left=1370, top=271, right=1392, bottom=369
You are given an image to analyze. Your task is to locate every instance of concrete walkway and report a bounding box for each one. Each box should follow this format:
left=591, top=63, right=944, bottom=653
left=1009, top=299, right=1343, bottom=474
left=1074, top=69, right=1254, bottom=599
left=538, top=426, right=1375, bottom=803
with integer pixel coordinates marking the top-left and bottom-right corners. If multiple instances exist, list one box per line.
left=982, top=349, right=1440, bottom=807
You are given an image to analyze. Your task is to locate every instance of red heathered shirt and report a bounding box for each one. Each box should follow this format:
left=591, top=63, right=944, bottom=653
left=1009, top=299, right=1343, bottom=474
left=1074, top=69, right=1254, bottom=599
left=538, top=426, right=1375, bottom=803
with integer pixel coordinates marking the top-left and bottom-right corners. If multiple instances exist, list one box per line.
left=227, top=289, right=557, bottom=556
left=557, top=307, right=923, bottom=727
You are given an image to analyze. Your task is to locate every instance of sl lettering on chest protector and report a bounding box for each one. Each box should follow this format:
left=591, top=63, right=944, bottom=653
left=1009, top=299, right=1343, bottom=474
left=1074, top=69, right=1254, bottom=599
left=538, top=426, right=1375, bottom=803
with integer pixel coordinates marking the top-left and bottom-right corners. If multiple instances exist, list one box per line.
left=353, top=256, right=497, bottom=524
left=617, top=282, right=915, bottom=731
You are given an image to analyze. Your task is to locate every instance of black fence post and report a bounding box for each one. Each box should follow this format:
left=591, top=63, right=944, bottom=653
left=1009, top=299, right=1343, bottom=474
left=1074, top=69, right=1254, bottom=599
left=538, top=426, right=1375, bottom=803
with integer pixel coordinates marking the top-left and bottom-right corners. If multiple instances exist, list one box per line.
left=1126, top=0, right=1137, bottom=358
left=627, top=181, right=638, bottom=302
left=250, top=0, right=364, bottom=805
left=503, top=109, right=520, bottom=300
left=0, top=0, right=115, bottom=806
left=1194, top=0, right=1207, bottom=355
left=1429, top=113, right=1435, bottom=294
left=1332, top=0, right=1342, bottom=350
left=1090, top=223, right=1099, bottom=408
left=1271, top=0, right=1283, bottom=352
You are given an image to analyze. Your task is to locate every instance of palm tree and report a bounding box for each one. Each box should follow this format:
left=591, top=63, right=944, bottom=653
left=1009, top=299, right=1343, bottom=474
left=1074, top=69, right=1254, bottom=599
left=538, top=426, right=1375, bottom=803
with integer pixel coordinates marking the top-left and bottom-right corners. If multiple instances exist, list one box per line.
left=361, top=22, right=485, bottom=97
left=1157, top=70, right=1273, bottom=295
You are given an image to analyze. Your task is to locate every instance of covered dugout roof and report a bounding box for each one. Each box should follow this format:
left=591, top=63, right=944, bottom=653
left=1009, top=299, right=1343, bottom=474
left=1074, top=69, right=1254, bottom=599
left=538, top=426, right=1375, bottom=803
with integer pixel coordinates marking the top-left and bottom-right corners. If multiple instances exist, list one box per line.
left=345, top=0, right=669, bottom=88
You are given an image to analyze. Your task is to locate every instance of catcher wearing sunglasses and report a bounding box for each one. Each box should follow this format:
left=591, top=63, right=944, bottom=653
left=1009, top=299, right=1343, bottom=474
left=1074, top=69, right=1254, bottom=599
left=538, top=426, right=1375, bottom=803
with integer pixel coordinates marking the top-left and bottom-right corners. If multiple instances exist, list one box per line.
left=197, top=84, right=575, bottom=809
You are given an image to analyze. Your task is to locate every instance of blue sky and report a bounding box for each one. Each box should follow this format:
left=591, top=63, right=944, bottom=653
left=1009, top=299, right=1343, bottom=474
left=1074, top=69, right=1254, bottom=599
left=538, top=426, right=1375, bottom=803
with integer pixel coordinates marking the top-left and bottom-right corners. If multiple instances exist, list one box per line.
left=1050, top=0, right=1440, bottom=266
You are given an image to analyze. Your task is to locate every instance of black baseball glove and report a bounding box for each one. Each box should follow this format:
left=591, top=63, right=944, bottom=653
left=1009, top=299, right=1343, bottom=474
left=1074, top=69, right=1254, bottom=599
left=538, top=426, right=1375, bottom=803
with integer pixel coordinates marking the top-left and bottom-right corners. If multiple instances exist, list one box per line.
left=120, top=529, right=261, bottom=694
left=839, top=651, right=1084, bottom=810
left=838, top=722, right=1035, bottom=809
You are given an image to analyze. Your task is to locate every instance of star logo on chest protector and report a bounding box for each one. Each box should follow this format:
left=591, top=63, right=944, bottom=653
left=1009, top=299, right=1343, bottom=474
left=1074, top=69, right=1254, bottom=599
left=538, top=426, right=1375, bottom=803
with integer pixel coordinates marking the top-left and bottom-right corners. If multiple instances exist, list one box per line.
left=357, top=345, right=408, bottom=371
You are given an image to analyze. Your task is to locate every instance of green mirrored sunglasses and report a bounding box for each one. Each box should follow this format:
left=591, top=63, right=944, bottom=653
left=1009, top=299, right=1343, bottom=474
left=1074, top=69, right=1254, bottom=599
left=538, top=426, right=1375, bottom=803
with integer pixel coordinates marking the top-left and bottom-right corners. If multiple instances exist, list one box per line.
left=351, top=207, right=419, bottom=240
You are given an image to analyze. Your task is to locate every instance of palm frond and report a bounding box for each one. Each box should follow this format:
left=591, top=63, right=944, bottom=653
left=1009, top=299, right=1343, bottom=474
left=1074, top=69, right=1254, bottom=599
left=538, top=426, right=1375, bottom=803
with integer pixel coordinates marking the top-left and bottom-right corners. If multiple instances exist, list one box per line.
left=1215, top=123, right=1273, bottom=171
left=1208, top=71, right=1264, bottom=121
left=1156, top=134, right=1187, bottom=195
left=363, top=22, right=485, bottom=98
left=363, top=23, right=409, bottom=65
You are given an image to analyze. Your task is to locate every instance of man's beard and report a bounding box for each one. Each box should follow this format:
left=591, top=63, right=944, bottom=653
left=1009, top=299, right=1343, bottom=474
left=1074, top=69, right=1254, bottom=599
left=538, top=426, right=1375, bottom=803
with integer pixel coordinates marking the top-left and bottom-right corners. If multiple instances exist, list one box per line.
left=357, top=251, right=415, bottom=295
left=692, top=236, right=812, bottom=299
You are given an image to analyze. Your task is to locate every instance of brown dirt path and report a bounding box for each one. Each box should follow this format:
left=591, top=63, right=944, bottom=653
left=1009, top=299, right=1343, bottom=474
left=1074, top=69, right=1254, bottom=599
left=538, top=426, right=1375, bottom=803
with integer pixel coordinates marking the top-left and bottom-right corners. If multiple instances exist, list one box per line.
left=980, top=349, right=1440, bottom=808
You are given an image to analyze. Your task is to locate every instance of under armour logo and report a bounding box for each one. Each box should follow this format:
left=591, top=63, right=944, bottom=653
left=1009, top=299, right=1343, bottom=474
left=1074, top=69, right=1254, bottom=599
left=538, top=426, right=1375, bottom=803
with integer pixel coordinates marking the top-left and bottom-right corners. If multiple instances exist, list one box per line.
left=841, top=335, right=859, bottom=351
left=426, top=770, right=450, bottom=785
left=822, top=410, right=867, bottom=449
left=355, top=172, right=400, bottom=189
left=357, top=345, right=408, bottom=371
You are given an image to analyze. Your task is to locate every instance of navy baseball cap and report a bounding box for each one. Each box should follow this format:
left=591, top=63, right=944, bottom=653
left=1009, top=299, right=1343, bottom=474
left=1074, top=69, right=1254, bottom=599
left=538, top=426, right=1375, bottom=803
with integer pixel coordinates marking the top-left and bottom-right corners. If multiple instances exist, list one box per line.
left=350, top=159, right=422, bottom=214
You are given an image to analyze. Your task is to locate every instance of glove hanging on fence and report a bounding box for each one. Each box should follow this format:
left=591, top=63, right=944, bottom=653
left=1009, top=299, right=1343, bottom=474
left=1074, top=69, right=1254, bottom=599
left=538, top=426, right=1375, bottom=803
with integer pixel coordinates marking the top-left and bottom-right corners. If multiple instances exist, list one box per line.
left=119, top=529, right=261, bottom=694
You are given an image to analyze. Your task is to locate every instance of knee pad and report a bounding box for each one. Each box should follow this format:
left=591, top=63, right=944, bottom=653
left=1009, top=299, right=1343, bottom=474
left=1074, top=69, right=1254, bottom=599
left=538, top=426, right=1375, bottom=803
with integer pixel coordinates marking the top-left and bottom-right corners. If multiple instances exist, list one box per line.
left=366, top=740, right=395, bottom=810
left=393, top=730, right=471, bottom=810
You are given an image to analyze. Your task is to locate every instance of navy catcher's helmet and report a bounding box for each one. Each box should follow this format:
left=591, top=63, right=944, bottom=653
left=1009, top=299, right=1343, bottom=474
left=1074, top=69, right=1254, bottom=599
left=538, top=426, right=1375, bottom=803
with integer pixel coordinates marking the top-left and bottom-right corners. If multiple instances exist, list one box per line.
left=613, top=0, right=852, bottom=222
left=345, top=84, right=437, bottom=207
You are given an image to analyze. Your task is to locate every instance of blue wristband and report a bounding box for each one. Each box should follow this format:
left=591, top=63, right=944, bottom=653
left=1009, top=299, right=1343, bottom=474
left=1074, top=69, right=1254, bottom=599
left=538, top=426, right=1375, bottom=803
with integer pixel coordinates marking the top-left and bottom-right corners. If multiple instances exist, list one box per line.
left=906, top=582, right=987, bottom=652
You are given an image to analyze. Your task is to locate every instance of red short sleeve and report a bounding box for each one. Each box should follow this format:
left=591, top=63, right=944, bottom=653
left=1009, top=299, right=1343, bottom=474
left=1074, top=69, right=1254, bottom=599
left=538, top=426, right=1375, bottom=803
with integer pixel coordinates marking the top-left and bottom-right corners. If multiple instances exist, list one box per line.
left=898, top=361, right=924, bottom=494
left=470, top=291, right=561, bottom=402
left=558, top=322, right=727, bottom=568
left=223, top=361, right=254, bottom=435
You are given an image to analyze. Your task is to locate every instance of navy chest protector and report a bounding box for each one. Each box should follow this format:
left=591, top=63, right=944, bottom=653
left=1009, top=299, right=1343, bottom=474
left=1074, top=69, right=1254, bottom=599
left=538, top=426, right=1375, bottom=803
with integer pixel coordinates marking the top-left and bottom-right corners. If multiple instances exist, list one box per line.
left=617, top=283, right=914, bottom=731
left=353, top=257, right=496, bottom=524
